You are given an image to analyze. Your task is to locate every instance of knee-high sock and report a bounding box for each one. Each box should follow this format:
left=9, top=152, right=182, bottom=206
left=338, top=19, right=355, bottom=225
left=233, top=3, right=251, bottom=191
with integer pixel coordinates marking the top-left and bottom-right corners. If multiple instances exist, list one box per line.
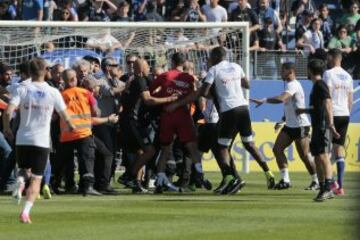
left=336, top=157, right=345, bottom=189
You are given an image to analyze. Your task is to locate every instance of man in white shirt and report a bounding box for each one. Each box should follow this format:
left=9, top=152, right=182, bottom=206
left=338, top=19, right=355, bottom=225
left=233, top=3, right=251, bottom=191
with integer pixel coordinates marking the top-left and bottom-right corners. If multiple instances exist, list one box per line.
left=201, top=0, right=228, bottom=22
left=3, top=57, right=74, bottom=224
left=323, top=49, right=353, bottom=196
left=251, top=62, right=319, bottom=190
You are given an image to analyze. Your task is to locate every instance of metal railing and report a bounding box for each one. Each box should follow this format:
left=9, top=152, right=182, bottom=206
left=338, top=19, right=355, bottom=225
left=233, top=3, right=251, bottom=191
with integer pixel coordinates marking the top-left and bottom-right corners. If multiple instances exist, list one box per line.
left=251, top=50, right=309, bottom=80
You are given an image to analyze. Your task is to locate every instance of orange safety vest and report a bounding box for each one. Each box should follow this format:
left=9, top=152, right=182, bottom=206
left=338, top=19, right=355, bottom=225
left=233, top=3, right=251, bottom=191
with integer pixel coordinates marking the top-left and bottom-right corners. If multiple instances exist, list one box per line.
left=60, top=87, right=92, bottom=142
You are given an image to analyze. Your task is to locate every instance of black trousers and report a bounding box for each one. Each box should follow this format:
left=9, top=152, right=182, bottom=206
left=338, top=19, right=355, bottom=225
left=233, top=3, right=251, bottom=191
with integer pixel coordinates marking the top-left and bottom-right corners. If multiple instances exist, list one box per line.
left=93, top=124, right=117, bottom=184
left=56, top=136, right=96, bottom=188
left=94, top=136, right=113, bottom=190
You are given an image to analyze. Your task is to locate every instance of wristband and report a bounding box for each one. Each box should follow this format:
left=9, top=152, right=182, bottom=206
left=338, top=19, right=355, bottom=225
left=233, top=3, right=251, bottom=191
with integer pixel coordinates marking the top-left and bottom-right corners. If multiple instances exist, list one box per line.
left=263, top=98, right=268, bottom=103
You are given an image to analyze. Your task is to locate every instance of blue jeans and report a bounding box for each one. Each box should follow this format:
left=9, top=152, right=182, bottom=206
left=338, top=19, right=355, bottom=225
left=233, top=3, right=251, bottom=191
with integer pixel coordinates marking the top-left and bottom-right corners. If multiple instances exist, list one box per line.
left=0, top=132, right=15, bottom=188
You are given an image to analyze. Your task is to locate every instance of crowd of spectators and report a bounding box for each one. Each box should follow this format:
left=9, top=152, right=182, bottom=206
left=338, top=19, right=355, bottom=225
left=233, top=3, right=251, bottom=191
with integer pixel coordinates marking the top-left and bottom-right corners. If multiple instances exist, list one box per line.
left=0, top=0, right=359, bottom=77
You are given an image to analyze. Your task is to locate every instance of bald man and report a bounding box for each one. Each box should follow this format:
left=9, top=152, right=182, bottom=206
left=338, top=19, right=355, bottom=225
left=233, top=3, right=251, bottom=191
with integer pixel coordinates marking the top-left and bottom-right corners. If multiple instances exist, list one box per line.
left=120, top=59, right=178, bottom=193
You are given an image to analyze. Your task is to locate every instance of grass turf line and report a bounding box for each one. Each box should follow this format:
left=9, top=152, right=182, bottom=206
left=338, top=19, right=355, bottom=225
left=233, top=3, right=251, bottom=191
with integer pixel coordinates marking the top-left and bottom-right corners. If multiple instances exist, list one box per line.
left=0, top=172, right=358, bottom=240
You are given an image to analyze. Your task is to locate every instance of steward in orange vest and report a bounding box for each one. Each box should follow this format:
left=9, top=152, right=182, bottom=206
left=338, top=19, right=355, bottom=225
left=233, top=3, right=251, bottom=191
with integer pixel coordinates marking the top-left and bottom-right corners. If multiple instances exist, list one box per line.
left=58, top=69, right=101, bottom=196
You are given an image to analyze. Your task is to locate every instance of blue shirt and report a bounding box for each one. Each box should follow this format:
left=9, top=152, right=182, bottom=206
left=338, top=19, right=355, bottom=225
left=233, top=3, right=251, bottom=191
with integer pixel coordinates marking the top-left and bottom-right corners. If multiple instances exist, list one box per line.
left=22, top=0, right=43, bottom=20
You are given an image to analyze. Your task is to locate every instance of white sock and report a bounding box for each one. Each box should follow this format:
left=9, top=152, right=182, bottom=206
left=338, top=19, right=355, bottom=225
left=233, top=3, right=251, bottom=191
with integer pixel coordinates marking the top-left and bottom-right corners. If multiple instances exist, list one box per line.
left=311, top=174, right=319, bottom=183
left=23, top=201, right=33, bottom=215
left=194, top=163, right=203, bottom=173
left=280, top=168, right=290, bottom=183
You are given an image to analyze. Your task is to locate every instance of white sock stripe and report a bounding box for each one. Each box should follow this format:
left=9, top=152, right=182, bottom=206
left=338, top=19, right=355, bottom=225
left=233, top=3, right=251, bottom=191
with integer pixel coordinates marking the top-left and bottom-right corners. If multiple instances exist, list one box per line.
left=336, top=157, right=345, bottom=162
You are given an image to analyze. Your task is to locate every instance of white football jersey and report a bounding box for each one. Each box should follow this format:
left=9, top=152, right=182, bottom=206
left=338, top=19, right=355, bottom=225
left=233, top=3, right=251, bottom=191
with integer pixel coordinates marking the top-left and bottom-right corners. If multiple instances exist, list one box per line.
left=204, top=60, right=247, bottom=113
left=10, top=81, right=66, bottom=148
left=323, top=67, right=353, bottom=116
left=284, top=80, right=310, bottom=128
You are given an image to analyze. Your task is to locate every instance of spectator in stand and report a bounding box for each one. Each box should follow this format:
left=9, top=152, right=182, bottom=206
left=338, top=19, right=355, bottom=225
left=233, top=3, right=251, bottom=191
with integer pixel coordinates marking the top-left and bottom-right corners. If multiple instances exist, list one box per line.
left=132, top=0, right=148, bottom=21
left=258, top=17, right=285, bottom=51
left=297, top=18, right=324, bottom=56
left=294, top=10, right=314, bottom=42
left=22, top=0, right=43, bottom=20
left=328, top=24, right=354, bottom=70
left=318, top=4, right=333, bottom=47
left=328, top=24, right=353, bottom=54
left=256, top=0, right=282, bottom=33
left=352, top=22, right=360, bottom=78
left=229, top=0, right=260, bottom=33
left=56, top=0, right=78, bottom=21
left=0, top=2, right=12, bottom=20
left=291, top=0, right=315, bottom=18
left=58, top=7, right=74, bottom=21
left=201, top=0, right=228, bottom=23
left=7, top=0, right=18, bottom=20
left=144, top=1, right=163, bottom=21
left=86, top=29, right=123, bottom=53
left=257, top=17, right=285, bottom=79
left=88, top=0, right=117, bottom=22
left=43, top=0, right=57, bottom=21
left=339, top=1, right=360, bottom=31
left=170, top=0, right=186, bottom=21
left=112, top=1, right=132, bottom=21
left=182, top=0, right=206, bottom=22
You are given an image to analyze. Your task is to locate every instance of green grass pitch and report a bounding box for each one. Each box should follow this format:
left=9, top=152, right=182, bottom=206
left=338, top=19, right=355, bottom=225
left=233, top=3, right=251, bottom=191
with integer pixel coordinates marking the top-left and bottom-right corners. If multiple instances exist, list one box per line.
left=0, top=172, right=359, bottom=240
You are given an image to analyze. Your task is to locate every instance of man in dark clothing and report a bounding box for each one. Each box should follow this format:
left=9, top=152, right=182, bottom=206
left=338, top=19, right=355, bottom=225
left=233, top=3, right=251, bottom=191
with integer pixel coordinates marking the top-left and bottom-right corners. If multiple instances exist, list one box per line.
left=296, top=59, right=340, bottom=202
left=120, top=58, right=177, bottom=193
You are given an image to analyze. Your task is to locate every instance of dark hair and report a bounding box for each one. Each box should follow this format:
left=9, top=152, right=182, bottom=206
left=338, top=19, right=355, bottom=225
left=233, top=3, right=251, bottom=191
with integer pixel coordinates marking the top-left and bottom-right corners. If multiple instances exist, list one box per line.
left=281, top=62, right=296, bottom=72
left=29, top=58, right=47, bottom=78
left=171, top=52, right=186, bottom=66
left=210, top=46, right=227, bottom=62
left=318, top=3, right=328, bottom=10
left=312, top=48, right=328, bottom=62
left=337, top=24, right=348, bottom=34
left=19, top=61, right=30, bottom=77
left=83, top=55, right=100, bottom=65
left=308, top=59, right=326, bottom=76
left=310, top=18, right=321, bottom=30
left=0, top=62, right=11, bottom=75
left=327, top=48, right=342, bottom=59
left=101, top=57, right=116, bottom=71
left=118, top=1, right=129, bottom=8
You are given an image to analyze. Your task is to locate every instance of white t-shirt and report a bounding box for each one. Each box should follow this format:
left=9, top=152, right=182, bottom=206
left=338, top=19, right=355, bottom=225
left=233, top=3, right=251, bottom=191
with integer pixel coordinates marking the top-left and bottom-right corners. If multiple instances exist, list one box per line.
left=204, top=60, right=247, bottom=113
left=202, top=4, right=228, bottom=22
left=202, top=99, right=219, bottom=124
left=323, top=66, right=353, bottom=116
left=10, top=81, right=66, bottom=148
left=284, top=80, right=310, bottom=128
left=302, top=30, right=324, bottom=56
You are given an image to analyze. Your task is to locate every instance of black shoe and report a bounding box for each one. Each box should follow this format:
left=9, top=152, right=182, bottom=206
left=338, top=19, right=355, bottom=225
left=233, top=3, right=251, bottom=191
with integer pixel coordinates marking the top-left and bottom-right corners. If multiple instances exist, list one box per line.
left=83, top=186, right=102, bottom=196
left=305, top=181, right=320, bottom=191
left=65, top=185, right=79, bottom=194
left=226, top=178, right=246, bottom=195
left=117, top=174, right=130, bottom=186
left=154, top=185, right=163, bottom=194
left=274, top=180, right=291, bottom=190
left=132, top=181, right=148, bottom=194
left=194, top=172, right=213, bottom=191
left=97, top=186, right=120, bottom=195
left=313, top=190, right=335, bottom=202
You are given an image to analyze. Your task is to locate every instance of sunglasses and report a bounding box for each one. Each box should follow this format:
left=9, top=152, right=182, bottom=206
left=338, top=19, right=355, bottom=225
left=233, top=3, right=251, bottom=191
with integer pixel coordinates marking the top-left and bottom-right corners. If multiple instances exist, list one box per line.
left=127, top=61, right=135, bottom=65
left=108, top=64, right=119, bottom=67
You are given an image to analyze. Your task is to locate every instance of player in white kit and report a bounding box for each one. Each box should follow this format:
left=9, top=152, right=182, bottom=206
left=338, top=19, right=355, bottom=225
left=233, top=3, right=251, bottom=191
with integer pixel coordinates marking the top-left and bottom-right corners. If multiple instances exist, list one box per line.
left=323, top=49, right=353, bottom=196
left=251, top=62, right=319, bottom=190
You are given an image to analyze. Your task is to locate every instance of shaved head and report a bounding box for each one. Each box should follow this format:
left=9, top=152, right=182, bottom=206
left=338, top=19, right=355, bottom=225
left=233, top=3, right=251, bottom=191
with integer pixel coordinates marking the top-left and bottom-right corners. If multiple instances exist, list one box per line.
left=134, top=58, right=150, bottom=77
left=62, top=69, right=77, bottom=88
